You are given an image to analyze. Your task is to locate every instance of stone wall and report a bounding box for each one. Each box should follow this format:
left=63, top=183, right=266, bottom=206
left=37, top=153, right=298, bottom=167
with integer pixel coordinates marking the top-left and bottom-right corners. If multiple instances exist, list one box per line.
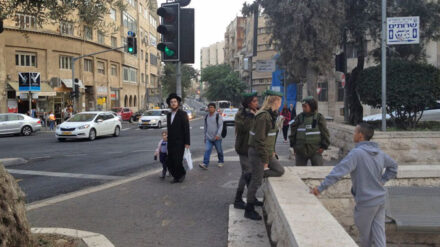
left=294, top=166, right=440, bottom=246
left=327, top=122, right=440, bottom=165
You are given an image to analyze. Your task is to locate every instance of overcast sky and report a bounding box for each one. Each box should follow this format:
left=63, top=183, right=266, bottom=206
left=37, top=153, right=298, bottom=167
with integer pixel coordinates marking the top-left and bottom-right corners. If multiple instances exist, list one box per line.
left=157, top=0, right=253, bottom=70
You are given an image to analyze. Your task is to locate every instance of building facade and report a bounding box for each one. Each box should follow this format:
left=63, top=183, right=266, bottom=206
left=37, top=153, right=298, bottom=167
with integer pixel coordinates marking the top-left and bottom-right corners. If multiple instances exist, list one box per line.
left=200, top=41, right=225, bottom=70
left=0, top=0, right=162, bottom=122
left=224, top=17, right=246, bottom=72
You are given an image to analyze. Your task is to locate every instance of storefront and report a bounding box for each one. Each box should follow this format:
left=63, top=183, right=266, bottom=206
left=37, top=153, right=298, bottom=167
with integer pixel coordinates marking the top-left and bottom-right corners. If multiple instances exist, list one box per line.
left=110, top=88, right=120, bottom=109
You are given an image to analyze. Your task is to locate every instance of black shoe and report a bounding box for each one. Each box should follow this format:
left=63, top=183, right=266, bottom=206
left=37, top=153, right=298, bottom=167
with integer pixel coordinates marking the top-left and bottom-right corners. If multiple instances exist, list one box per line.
left=244, top=203, right=262, bottom=221
left=234, top=199, right=246, bottom=209
left=254, top=198, right=264, bottom=207
left=178, top=175, right=186, bottom=183
left=170, top=178, right=179, bottom=184
left=159, top=176, right=165, bottom=180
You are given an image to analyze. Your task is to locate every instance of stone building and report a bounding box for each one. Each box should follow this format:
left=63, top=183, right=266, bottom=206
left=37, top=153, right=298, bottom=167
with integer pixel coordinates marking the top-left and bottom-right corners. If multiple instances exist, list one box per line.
left=200, top=41, right=225, bottom=70
left=0, top=0, right=162, bottom=121
left=224, top=17, right=246, bottom=72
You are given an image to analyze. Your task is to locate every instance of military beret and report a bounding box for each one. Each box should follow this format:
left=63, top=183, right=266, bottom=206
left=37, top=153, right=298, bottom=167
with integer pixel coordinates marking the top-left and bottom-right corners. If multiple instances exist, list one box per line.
left=301, top=96, right=315, bottom=104
left=263, top=90, right=283, bottom=97
left=241, top=92, right=258, bottom=98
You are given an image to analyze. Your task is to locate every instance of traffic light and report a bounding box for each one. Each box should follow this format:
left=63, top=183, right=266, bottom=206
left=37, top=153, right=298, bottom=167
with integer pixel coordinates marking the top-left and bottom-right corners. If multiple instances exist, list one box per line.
left=157, top=3, right=180, bottom=61
left=127, top=35, right=137, bottom=55
left=0, top=19, right=3, bottom=34
left=180, top=8, right=194, bottom=64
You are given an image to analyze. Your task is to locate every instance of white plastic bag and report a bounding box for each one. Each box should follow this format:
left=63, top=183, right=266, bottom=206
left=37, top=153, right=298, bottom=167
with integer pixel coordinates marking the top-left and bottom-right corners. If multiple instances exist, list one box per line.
left=183, top=148, right=193, bottom=171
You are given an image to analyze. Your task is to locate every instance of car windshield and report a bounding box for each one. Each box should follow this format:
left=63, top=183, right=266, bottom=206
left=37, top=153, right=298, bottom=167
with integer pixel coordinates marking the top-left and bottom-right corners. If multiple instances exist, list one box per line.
left=143, top=111, right=161, bottom=116
left=68, top=114, right=96, bottom=122
left=224, top=109, right=237, bottom=113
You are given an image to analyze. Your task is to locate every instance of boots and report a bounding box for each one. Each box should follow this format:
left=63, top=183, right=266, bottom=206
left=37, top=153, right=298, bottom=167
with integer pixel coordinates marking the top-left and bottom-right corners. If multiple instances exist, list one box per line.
left=234, top=190, right=246, bottom=209
left=254, top=198, right=264, bottom=207
left=244, top=203, right=262, bottom=221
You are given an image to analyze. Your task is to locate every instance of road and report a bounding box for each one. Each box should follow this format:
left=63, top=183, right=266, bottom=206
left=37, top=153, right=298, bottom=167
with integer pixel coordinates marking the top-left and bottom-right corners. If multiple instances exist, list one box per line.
left=0, top=117, right=257, bottom=204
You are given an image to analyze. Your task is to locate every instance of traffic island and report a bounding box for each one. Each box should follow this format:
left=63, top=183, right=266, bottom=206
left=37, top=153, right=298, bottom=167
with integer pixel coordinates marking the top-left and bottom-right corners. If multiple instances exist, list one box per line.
left=31, top=228, right=114, bottom=247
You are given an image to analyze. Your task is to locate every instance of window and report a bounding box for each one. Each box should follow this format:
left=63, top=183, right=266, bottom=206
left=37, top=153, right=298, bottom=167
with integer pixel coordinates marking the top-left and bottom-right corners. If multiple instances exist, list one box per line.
left=150, top=54, right=157, bottom=66
left=15, top=53, right=37, bottom=67
left=143, top=8, right=148, bottom=19
left=97, top=61, right=105, bottom=74
left=141, top=49, right=143, bottom=60
left=84, top=26, right=93, bottom=40
left=127, top=0, right=137, bottom=8
left=98, top=32, right=104, bottom=44
left=141, top=73, right=144, bottom=83
left=111, top=64, right=118, bottom=76
left=150, top=74, right=157, bottom=87
left=110, top=8, right=116, bottom=21
left=111, top=36, right=117, bottom=48
left=59, top=55, right=72, bottom=69
left=84, top=59, right=93, bottom=72
left=149, top=33, right=157, bottom=46
left=297, top=84, right=303, bottom=101
left=123, top=66, right=137, bottom=83
left=134, top=96, right=137, bottom=107
left=123, top=12, right=137, bottom=31
left=337, top=82, right=344, bottom=102
left=149, top=15, right=157, bottom=28
left=60, top=22, right=74, bottom=35
left=15, top=14, right=36, bottom=29
left=318, top=82, right=328, bottom=102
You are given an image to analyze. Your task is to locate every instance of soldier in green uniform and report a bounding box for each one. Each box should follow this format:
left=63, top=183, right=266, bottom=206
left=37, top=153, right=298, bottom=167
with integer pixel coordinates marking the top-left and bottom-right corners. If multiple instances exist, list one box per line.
left=245, top=90, right=285, bottom=221
left=289, top=96, right=330, bottom=166
left=233, top=92, right=259, bottom=209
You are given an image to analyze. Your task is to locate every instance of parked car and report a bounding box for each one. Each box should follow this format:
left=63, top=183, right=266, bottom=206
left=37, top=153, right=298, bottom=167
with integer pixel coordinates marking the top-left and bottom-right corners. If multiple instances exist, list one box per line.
left=186, top=110, right=196, bottom=120
left=138, top=109, right=169, bottom=129
left=222, top=108, right=239, bottom=126
left=0, top=113, right=41, bottom=136
left=111, top=107, right=133, bottom=122
left=55, top=111, right=121, bottom=141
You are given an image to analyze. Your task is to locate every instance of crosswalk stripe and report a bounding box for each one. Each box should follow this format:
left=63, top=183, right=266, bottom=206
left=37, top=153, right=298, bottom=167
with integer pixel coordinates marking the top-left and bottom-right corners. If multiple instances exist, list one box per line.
left=7, top=169, right=123, bottom=180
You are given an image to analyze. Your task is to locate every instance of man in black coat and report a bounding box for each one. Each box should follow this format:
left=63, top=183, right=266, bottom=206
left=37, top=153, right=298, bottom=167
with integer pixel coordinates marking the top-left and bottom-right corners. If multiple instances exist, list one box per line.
left=166, top=93, right=191, bottom=183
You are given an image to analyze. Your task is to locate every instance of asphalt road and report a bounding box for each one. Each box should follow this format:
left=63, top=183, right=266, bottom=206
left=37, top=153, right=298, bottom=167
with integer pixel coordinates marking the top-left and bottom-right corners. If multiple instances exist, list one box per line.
left=0, top=118, right=220, bottom=203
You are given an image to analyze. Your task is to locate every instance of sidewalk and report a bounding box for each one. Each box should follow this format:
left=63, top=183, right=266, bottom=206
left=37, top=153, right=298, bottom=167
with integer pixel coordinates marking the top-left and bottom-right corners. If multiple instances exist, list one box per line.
left=25, top=144, right=336, bottom=246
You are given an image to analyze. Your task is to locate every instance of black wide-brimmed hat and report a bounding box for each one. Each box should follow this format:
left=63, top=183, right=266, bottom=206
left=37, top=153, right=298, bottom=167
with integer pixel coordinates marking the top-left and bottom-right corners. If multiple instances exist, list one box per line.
left=166, top=93, right=182, bottom=105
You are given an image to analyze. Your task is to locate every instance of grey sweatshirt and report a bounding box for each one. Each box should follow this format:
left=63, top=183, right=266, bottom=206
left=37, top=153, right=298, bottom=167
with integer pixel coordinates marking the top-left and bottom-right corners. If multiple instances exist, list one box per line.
left=205, top=113, right=223, bottom=141
left=318, top=141, right=398, bottom=207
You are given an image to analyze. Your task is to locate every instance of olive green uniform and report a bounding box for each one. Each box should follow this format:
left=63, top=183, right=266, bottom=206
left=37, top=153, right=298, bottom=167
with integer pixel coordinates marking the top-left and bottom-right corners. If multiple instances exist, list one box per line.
left=234, top=108, right=255, bottom=193
left=289, top=112, right=330, bottom=166
left=247, top=109, right=285, bottom=204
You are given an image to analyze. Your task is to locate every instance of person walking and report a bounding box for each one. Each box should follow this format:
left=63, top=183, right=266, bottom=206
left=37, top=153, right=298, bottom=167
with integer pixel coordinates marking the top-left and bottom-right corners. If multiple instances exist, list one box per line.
left=155, top=130, right=169, bottom=180
left=289, top=96, right=330, bottom=166
left=48, top=111, right=56, bottom=130
left=245, top=90, right=285, bottom=221
left=280, top=105, right=291, bottom=143
left=166, top=93, right=191, bottom=184
left=199, top=103, right=224, bottom=169
left=289, top=103, right=296, bottom=119
left=233, top=92, right=259, bottom=209
left=311, top=123, right=398, bottom=247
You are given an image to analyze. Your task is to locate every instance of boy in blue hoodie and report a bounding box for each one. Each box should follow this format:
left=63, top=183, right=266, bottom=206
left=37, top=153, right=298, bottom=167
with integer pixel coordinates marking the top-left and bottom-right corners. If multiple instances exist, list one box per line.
left=311, top=123, right=398, bottom=247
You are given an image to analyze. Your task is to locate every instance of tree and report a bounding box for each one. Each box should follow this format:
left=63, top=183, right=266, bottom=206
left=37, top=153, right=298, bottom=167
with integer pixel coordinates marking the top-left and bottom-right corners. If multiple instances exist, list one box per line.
left=160, top=63, right=198, bottom=100
left=0, top=0, right=126, bottom=31
left=201, top=64, right=247, bottom=106
left=244, top=0, right=344, bottom=99
left=357, top=60, right=440, bottom=129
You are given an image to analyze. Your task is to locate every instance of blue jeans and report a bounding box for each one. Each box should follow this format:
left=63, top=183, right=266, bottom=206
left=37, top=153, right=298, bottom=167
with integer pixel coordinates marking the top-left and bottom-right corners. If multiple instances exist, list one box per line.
left=203, top=139, right=224, bottom=166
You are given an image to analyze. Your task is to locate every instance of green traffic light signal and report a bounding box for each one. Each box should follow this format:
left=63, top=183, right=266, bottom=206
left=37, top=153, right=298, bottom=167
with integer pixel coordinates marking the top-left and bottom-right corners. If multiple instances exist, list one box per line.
left=128, top=47, right=133, bottom=53
left=164, top=46, right=175, bottom=57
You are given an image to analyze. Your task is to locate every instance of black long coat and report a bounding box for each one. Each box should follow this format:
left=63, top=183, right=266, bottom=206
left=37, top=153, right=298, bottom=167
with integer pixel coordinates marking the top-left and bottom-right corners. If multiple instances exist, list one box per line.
left=166, top=109, right=190, bottom=179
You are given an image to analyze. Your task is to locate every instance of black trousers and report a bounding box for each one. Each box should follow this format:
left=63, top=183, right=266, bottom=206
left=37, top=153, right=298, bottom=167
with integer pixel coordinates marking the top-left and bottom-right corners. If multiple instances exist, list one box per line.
left=159, top=152, right=168, bottom=176
left=282, top=125, right=289, bottom=140
left=166, top=146, right=186, bottom=179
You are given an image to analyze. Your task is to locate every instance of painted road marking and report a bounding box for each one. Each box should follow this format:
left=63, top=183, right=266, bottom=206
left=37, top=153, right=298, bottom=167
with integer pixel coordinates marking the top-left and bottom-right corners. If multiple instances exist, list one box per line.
left=121, top=128, right=132, bottom=131
left=7, top=169, right=123, bottom=180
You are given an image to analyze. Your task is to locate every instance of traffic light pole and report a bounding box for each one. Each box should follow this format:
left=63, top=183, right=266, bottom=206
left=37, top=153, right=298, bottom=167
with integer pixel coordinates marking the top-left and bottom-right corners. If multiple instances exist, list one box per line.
left=71, top=45, right=125, bottom=113
left=381, top=0, right=387, bottom=131
left=176, top=61, right=182, bottom=97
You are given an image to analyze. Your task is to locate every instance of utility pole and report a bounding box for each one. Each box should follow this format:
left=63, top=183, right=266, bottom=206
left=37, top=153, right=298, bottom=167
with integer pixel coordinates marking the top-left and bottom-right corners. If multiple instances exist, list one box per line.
left=343, top=28, right=349, bottom=123
left=176, top=62, right=182, bottom=97
left=381, top=0, right=387, bottom=131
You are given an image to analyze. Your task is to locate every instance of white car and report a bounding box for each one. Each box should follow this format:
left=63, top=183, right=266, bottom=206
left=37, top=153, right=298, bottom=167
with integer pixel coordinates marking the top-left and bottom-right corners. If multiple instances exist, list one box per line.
left=222, top=108, right=239, bottom=126
left=55, top=111, right=121, bottom=141
left=138, top=109, right=169, bottom=129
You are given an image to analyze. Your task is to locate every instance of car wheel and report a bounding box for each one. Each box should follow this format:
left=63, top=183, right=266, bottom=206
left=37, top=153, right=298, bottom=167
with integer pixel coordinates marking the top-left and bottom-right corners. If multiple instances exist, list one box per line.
left=113, top=126, right=120, bottom=137
left=57, top=138, right=66, bottom=142
left=21, top=126, right=32, bottom=136
left=158, top=121, right=162, bottom=129
left=89, top=128, right=96, bottom=141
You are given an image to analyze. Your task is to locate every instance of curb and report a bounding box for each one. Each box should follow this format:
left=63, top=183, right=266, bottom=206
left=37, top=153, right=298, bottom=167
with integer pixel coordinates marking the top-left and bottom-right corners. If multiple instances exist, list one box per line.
left=0, top=158, right=28, bottom=166
left=32, top=228, right=114, bottom=247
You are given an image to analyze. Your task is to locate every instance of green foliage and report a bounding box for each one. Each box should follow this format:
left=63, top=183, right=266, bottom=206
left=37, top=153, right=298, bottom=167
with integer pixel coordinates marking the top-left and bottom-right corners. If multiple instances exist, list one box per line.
left=201, top=64, right=247, bottom=105
left=0, top=0, right=126, bottom=31
left=161, top=63, right=198, bottom=100
left=358, top=60, right=440, bottom=129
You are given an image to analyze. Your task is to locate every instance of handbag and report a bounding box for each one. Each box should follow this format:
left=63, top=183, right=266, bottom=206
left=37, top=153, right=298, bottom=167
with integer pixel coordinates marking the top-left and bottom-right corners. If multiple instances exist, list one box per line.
left=183, top=148, right=193, bottom=171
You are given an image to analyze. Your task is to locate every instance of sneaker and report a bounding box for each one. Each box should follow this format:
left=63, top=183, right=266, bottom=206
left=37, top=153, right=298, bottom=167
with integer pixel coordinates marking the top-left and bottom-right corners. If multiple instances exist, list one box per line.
left=234, top=199, right=246, bottom=209
left=199, top=163, right=208, bottom=170
left=244, top=204, right=262, bottom=221
left=217, top=163, right=224, bottom=168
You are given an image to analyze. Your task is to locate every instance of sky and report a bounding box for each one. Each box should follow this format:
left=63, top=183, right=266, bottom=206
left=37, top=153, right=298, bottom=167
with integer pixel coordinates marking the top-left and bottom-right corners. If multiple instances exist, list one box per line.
left=157, top=0, right=253, bottom=70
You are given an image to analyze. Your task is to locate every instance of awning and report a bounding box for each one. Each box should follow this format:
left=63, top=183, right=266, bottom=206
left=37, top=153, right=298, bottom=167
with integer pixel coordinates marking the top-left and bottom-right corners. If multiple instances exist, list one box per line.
left=61, top=79, right=86, bottom=89
left=7, top=81, right=56, bottom=96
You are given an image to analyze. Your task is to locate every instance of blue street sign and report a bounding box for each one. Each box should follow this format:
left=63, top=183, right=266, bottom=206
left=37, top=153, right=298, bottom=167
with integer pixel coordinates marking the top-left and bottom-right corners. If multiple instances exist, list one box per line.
left=19, top=72, right=40, bottom=91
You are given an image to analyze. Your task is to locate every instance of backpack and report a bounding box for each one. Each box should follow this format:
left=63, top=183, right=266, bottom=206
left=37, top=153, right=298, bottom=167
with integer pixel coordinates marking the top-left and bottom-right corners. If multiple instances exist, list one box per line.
left=205, top=113, right=227, bottom=138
